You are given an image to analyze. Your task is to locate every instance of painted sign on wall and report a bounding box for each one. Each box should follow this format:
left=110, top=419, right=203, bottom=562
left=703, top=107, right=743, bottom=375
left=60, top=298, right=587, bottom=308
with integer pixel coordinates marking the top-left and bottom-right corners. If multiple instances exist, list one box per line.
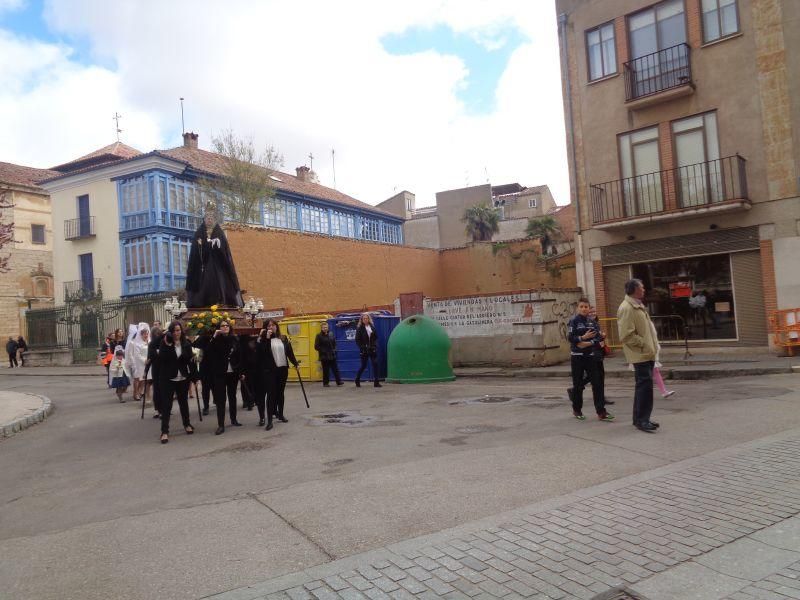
left=424, top=293, right=542, bottom=338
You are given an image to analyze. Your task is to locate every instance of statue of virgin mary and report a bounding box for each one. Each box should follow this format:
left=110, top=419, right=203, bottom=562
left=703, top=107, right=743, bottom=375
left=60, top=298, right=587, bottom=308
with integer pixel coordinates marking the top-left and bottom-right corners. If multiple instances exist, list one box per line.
left=185, top=205, right=243, bottom=308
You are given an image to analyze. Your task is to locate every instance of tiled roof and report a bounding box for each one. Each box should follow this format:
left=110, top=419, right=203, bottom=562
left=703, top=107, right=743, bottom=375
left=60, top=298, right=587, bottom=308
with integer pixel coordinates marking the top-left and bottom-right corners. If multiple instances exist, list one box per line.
left=51, top=142, right=142, bottom=172
left=158, top=146, right=395, bottom=217
left=0, top=161, right=61, bottom=190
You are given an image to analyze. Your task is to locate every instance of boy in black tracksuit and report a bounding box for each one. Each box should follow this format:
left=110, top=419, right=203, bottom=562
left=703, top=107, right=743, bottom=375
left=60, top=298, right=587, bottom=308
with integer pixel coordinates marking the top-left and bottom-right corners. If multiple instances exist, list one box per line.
left=567, top=298, right=612, bottom=421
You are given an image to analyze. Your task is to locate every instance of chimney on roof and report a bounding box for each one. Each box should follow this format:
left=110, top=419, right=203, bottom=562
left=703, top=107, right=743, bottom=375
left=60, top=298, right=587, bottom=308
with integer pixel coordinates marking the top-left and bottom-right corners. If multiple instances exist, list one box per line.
left=182, top=131, right=199, bottom=150
left=295, top=165, right=319, bottom=184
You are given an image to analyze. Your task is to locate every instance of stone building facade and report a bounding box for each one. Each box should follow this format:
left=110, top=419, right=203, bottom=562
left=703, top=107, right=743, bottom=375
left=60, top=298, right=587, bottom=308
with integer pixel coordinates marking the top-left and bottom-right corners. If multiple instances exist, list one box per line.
left=557, top=0, right=799, bottom=347
left=0, top=162, right=58, bottom=342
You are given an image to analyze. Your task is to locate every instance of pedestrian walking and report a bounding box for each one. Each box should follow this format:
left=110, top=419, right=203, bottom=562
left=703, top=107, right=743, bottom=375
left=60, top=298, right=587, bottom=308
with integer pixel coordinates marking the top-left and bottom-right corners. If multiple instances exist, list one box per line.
left=314, top=321, right=342, bottom=387
left=617, top=279, right=660, bottom=433
left=567, top=298, right=612, bottom=422
left=355, top=313, right=381, bottom=388
left=157, top=320, right=198, bottom=444
left=6, top=336, right=18, bottom=368
left=130, top=323, right=151, bottom=402
left=239, top=334, right=258, bottom=411
left=256, top=320, right=298, bottom=431
left=16, top=335, right=27, bottom=366
left=206, top=320, right=243, bottom=435
left=109, top=346, right=130, bottom=402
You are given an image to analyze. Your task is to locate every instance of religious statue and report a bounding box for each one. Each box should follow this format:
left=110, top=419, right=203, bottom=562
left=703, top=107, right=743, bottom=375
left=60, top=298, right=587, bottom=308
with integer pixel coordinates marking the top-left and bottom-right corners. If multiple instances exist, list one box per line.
left=185, top=206, right=243, bottom=308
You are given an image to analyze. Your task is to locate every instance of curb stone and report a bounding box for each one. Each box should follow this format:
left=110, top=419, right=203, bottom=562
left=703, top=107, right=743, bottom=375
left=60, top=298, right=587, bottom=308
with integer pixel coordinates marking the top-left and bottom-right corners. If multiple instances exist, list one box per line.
left=0, top=394, right=53, bottom=439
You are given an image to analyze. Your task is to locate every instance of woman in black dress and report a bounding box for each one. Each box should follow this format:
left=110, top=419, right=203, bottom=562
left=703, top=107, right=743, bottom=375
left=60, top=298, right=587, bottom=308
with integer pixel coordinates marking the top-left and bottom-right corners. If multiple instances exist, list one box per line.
left=185, top=209, right=243, bottom=308
left=355, top=313, right=381, bottom=388
left=255, top=320, right=298, bottom=431
left=205, top=320, right=243, bottom=435
left=157, top=320, right=198, bottom=444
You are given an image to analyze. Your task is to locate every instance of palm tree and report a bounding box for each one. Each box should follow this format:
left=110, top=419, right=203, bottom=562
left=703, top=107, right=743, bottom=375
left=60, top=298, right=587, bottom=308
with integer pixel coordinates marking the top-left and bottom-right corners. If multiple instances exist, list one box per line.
left=525, top=215, right=562, bottom=255
left=462, top=204, right=500, bottom=242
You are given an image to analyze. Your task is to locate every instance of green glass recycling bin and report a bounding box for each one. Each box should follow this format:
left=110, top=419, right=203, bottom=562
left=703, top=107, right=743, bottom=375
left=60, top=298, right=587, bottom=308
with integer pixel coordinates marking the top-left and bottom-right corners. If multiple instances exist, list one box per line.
left=386, top=314, right=455, bottom=383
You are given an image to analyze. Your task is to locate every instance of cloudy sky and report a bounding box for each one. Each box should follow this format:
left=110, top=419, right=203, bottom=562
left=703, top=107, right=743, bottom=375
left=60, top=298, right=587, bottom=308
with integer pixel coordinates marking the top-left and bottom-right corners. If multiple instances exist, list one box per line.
left=0, top=0, right=569, bottom=208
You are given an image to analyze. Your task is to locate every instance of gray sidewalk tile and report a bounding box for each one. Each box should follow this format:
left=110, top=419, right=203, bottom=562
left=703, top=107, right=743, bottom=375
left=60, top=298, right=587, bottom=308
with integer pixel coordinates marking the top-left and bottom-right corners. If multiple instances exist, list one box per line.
left=696, top=538, right=800, bottom=582
left=751, top=516, right=800, bottom=552
left=631, top=562, right=746, bottom=600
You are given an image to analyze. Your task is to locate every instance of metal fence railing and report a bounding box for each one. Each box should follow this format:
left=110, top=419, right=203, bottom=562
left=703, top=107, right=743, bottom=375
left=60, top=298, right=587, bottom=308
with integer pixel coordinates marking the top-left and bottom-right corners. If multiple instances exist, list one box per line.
left=624, top=43, right=691, bottom=101
left=25, top=292, right=174, bottom=361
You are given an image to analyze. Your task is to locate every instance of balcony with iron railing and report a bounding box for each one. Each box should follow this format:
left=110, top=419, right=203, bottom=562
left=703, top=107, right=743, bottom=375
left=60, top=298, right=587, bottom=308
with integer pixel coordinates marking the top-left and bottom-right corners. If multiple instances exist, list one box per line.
left=64, top=216, right=96, bottom=240
left=589, top=155, right=749, bottom=228
left=63, top=278, right=102, bottom=302
left=623, top=43, right=693, bottom=108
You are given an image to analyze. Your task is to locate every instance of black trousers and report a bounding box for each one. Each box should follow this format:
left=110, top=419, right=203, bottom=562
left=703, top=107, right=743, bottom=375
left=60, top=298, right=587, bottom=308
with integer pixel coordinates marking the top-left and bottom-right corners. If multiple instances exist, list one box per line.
left=255, top=370, right=276, bottom=424
left=161, top=379, right=191, bottom=434
left=8, top=352, right=17, bottom=368
left=241, top=375, right=255, bottom=408
left=356, top=353, right=379, bottom=384
left=200, top=366, right=212, bottom=410
left=570, top=354, right=605, bottom=415
left=274, top=366, right=289, bottom=418
left=633, top=361, right=655, bottom=426
left=321, top=359, right=342, bottom=385
left=212, top=372, right=238, bottom=427
left=151, top=366, right=162, bottom=414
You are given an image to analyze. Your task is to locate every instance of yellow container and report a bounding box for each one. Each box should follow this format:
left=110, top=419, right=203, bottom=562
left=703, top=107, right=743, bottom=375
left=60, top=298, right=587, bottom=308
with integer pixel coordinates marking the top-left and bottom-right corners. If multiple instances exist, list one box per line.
left=281, top=315, right=332, bottom=382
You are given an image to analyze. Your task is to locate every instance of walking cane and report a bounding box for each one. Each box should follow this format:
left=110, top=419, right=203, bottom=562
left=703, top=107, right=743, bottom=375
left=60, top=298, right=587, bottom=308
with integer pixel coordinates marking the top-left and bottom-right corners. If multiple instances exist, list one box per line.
left=295, top=365, right=310, bottom=408
left=141, top=364, right=150, bottom=419
left=193, top=380, right=203, bottom=421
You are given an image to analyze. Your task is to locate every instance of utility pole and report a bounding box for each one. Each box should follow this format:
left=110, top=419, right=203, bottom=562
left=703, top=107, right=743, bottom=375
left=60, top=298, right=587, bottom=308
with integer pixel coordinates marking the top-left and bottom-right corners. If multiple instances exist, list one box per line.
left=179, top=97, right=185, bottom=134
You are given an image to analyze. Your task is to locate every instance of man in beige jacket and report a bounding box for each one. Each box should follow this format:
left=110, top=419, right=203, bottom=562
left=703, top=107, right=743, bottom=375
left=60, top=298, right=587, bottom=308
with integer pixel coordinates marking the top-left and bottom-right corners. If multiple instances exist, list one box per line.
left=617, top=279, right=659, bottom=432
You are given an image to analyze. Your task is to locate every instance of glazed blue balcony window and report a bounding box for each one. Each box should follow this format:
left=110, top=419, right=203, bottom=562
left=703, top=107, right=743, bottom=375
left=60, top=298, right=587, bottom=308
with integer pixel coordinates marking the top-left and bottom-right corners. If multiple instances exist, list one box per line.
left=361, top=217, right=380, bottom=241
left=382, top=222, right=401, bottom=244
left=264, top=198, right=298, bottom=229
left=331, top=211, right=356, bottom=238
left=301, top=204, right=329, bottom=233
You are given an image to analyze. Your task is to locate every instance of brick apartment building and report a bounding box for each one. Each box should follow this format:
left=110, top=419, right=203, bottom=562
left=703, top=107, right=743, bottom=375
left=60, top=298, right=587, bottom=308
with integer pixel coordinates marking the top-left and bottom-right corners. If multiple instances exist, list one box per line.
left=557, top=0, right=799, bottom=346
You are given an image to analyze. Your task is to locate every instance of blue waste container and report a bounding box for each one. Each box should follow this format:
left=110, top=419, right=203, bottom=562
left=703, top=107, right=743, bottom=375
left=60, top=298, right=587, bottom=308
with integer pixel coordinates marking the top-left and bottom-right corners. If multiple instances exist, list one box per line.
left=328, top=311, right=399, bottom=381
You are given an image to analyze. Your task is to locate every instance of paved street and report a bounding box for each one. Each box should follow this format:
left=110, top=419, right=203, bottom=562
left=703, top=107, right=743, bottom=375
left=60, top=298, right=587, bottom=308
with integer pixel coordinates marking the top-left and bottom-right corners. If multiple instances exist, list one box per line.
left=1, top=370, right=799, bottom=599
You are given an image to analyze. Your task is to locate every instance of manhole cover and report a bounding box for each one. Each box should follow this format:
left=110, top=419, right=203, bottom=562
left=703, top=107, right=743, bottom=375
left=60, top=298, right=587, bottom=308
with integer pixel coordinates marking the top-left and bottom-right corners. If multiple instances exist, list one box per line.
left=449, top=394, right=566, bottom=408
left=308, top=410, right=378, bottom=427
left=455, top=424, right=507, bottom=434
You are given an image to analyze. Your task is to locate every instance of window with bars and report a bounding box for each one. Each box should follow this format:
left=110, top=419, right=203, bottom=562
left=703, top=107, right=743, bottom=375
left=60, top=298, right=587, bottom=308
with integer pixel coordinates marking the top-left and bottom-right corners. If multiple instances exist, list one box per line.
left=264, top=198, right=298, bottom=229
left=301, top=204, right=329, bottom=233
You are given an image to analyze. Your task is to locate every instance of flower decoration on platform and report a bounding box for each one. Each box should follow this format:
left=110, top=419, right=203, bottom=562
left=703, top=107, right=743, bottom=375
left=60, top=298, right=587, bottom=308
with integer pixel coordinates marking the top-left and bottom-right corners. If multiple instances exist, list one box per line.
left=185, top=308, right=232, bottom=335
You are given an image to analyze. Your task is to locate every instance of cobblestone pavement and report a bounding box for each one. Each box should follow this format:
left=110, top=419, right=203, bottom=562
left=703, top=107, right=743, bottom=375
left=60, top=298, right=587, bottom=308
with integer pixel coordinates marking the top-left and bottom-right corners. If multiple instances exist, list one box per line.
left=209, top=434, right=800, bottom=600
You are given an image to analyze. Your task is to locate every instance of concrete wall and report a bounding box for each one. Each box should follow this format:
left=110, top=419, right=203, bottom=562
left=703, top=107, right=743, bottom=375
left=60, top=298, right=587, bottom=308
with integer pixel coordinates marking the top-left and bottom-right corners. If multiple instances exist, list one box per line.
left=403, top=215, right=440, bottom=248
left=226, top=227, right=577, bottom=315
left=50, top=177, right=120, bottom=303
left=436, top=184, right=492, bottom=248
left=424, top=288, right=583, bottom=367
left=375, top=191, right=414, bottom=220
left=774, top=235, right=800, bottom=309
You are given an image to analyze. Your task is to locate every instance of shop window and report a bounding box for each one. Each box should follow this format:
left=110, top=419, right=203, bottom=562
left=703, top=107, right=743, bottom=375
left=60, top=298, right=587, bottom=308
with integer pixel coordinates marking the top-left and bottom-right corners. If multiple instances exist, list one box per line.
left=632, top=254, right=736, bottom=341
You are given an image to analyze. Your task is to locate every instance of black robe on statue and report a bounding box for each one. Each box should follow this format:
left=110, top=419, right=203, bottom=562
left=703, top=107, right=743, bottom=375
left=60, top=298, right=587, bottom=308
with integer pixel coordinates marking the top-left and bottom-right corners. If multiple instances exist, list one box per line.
left=185, top=222, right=243, bottom=308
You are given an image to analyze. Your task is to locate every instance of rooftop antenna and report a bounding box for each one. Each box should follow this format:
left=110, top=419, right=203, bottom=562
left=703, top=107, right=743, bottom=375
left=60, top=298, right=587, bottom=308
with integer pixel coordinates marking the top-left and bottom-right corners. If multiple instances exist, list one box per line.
left=308, top=152, right=314, bottom=170
left=113, top=112, right=122, bottom=142
left=331, top=148, right=337, bottom=189
left=179, top=97, right=185, bottom=134
left=484, top=166, right=490, bottom=183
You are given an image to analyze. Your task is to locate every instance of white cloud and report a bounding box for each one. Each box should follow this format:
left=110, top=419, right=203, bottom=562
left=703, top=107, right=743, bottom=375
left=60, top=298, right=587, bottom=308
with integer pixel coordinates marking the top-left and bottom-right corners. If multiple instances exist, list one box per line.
left=0, top=0, right=25, bottom=15
left=0, top=0, right=569, bottom=206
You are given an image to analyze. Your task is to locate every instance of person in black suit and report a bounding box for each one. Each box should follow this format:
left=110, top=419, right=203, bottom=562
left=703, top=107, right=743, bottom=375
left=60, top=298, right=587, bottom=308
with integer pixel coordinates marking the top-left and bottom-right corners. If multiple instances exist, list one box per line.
left=355, top=313, right=381, bottom=388
left=314, top=321, right=342, bottom=387
left=205, top=320, right=243, bottom=435
left=255, top=319, right=298, bottom=431
left=239, top=335, right=258, bottom=410
left=157, top=320, right=198, bottom=444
